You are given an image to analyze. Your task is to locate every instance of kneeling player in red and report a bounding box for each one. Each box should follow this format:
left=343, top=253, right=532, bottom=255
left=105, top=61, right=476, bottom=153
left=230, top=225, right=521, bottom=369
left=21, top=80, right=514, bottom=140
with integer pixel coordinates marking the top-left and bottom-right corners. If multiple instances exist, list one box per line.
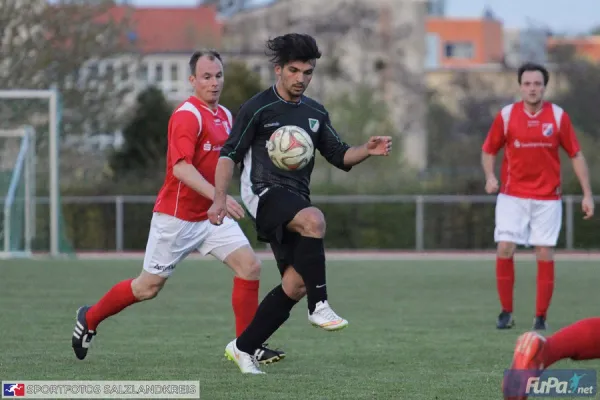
left=503, top=318, right=600, bottom=399
left=71, top=50, right=284, bottom=364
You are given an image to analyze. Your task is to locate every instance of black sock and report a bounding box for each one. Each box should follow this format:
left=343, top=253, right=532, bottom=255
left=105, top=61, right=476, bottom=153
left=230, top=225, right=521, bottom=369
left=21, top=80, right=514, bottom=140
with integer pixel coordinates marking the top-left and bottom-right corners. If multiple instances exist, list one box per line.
left=236, top=285, right=298, bottom=354
left=293, top=236, right=327, bottom=314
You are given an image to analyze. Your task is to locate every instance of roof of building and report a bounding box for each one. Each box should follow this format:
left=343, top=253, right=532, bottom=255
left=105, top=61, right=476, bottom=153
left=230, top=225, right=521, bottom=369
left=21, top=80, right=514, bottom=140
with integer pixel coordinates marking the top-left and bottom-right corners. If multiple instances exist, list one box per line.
left=100, top=5, right=223, bottom=54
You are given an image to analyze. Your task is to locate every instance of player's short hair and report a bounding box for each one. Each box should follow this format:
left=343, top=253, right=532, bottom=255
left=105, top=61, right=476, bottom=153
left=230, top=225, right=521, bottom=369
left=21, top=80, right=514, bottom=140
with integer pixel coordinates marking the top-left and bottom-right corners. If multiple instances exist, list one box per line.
left=265, top=33, right=322, bottom=66
left=189, top=50, right=223, bottom=75
left=517, top=62, right=549, bottom=85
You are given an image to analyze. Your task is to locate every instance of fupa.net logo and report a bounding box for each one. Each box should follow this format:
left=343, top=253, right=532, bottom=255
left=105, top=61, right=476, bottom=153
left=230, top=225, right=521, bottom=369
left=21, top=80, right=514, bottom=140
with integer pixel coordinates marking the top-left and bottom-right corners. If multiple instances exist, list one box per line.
left=504, top=369, right=597, bottom=398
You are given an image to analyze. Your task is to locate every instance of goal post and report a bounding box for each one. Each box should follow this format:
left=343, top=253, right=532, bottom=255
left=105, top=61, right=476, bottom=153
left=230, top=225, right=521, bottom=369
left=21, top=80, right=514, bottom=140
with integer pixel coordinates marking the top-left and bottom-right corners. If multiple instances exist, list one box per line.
left=0, top=126, right=36, bottom=258
left=0, top=89, right=66, bottom=258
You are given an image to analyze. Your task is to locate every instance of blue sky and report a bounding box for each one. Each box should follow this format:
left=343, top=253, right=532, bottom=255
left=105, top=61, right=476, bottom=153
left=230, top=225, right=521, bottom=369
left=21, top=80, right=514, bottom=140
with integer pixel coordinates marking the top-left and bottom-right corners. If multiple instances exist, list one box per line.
left=124, top=0, right=599, bottom=34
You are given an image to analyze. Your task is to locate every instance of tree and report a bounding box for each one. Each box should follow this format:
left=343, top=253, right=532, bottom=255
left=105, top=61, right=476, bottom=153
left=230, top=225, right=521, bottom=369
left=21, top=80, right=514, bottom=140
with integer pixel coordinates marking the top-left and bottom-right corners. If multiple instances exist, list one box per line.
left=549, top=44, right=600, bottom=139
left=0, top=0, right=134, bottom=139
left=220, top=61, right=264, bottom=116
left=109, top=86, right=172, bottom=181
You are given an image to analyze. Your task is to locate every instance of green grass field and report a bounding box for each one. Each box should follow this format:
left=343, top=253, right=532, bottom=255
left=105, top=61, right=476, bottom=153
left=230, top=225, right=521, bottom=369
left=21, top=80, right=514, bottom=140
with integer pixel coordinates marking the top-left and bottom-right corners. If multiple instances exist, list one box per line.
left=1, top=258, right=599, bottom=399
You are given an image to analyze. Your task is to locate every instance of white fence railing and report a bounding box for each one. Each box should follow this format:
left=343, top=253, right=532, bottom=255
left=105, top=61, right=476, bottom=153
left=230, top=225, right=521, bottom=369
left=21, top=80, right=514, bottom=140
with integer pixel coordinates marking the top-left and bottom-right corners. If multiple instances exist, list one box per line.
left=27, top=194, right=599, bottom=252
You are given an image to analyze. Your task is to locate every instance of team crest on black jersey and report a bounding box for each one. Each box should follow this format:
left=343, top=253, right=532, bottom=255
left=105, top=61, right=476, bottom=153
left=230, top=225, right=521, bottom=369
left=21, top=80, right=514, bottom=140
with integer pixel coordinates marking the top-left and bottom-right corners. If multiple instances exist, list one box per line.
left=308, top=118, right=319, bottom=132
left=542, top=123, right=553, bottom=137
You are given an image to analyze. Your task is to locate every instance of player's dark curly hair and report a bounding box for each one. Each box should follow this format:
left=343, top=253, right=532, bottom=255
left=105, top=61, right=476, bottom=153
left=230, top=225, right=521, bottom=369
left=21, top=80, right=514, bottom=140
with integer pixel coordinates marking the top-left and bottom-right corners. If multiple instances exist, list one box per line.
left=265, top=33, right=322, bottom=66
left=517, top=62, right=549, bottom=85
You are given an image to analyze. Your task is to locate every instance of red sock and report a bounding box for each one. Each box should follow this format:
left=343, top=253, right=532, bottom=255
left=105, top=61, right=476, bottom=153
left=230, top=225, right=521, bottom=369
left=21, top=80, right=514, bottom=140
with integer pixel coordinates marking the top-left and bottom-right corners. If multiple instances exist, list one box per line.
left=544, top=318, right=600, bottom=367
left=86, top=279, right=139, bottom=330
left=232, top=276, right=259, bottom=337
left=496, top=257, right=515, bottom=312
left=536, top=260, right=554, bottom=318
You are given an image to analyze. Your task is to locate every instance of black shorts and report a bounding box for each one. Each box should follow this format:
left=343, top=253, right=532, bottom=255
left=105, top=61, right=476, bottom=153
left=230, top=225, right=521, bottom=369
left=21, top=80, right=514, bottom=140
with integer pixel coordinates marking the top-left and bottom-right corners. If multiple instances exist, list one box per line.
left=256, top=186, right=311, bottom=275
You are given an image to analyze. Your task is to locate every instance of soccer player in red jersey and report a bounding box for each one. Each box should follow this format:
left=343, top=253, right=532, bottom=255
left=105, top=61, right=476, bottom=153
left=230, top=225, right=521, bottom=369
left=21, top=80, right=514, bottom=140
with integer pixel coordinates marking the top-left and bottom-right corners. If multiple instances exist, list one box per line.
left=481, top=63, right=594, bottom=330
left=71, top=50, right=284, bottom=364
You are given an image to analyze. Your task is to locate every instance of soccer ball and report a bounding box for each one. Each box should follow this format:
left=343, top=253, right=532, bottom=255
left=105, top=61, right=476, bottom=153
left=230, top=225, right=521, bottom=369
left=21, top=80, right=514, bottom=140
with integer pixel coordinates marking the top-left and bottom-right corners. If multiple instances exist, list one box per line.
left=266, top=125, right=314, bottom=171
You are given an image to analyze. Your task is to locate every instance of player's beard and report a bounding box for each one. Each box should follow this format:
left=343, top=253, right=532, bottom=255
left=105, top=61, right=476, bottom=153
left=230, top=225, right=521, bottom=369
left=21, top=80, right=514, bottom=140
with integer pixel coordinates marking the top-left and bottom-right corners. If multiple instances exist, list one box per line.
left=288, top=84, right=305, bottom=99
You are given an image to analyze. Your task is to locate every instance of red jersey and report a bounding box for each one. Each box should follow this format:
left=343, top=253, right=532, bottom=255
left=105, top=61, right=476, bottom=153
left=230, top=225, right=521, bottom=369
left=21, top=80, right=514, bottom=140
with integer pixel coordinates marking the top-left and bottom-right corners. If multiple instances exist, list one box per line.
left=154, top=96, right=233, bottom=221
left=482, top=101, right=580, bottom=200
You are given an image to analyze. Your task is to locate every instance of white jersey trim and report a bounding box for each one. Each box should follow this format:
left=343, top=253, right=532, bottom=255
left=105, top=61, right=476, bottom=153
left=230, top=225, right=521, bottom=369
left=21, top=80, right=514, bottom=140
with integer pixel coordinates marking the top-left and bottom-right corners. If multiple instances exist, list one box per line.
left=175, top=102, right=203, bottom=136
left=218, top=104, right=233, bottom=127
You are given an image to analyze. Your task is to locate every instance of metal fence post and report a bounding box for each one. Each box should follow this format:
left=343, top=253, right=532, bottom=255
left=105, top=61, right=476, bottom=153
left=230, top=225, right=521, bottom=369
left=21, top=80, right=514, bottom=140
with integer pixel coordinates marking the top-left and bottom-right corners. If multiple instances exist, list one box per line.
left=415, top=195, right=424, bottom=251
left=565, top=195, right=574, bottom=250
left=115, top=196, right=124, bottom=252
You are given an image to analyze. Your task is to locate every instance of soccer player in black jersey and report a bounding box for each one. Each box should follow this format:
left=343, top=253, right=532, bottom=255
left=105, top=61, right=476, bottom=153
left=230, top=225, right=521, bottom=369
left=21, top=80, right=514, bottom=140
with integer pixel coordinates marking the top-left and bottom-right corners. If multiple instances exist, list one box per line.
left=208, top=33, right=392, bottom=374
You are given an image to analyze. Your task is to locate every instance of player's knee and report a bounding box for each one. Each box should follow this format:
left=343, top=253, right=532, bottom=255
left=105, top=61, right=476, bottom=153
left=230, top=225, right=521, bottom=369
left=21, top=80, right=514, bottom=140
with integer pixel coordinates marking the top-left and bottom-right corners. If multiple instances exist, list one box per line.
left=535, top=246, right=554, bottom=261
left=237, top=257, right=262, bottom=280
left=225, top=245, right=262, bottom=280
left=497, top=242, right=516, bottom=258
left=131, top=276, right=165, bottom=301
left=293, top=207, right=326, bottom=238
left=282, top=279, right=306, bottom=301
left=282, top=267, right=306, bottom=301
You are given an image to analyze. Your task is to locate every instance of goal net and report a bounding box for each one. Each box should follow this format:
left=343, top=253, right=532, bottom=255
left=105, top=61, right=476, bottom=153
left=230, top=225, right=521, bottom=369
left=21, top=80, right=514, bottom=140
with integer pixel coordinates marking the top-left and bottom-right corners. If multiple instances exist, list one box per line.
left=0, top=127, right=36, bottom=258
left=0, top=90, right=73, bottom=258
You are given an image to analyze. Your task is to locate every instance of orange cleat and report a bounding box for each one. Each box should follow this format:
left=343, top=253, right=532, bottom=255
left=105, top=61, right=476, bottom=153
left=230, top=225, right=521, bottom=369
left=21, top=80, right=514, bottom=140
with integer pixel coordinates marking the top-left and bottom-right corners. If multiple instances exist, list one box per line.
left=502, top=331, right=547, bottom=400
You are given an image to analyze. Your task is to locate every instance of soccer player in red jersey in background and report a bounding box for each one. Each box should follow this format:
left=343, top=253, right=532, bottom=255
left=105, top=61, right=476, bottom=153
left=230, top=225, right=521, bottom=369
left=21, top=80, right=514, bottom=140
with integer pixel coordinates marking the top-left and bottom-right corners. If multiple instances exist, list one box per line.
left=71, top=50, right=285, bottom=364
left=481, top=63, right=594, bottom=331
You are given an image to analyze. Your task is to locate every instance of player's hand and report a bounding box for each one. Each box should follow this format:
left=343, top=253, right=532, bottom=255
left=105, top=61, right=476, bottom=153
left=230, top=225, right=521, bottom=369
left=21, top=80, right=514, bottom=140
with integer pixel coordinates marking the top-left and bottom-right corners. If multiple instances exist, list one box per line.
left=208, top=196, right=228, bottom=225
left=366, top=136, right=392, bottom=156
left=485, top=176, right=499, bottom=194
left=226, top=195, right=245, bottom=220
left=582, top=195, right=594, bottom=220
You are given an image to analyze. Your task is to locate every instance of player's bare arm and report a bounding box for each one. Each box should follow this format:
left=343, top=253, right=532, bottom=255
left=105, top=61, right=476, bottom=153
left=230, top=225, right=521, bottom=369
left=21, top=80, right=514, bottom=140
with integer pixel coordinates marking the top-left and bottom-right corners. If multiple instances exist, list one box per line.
left=210, top=99, right=258, bottom=226
left=570, top=152, right=594, bottom=219
left=343, top=136, right=393, bottom=167
left=481, top=151, right=499, bottom=194
left=209, top=157, right=236, bottom=224
left=481, top=111, right=506, bottom=194
left=173, top=160, right=244, bottom=221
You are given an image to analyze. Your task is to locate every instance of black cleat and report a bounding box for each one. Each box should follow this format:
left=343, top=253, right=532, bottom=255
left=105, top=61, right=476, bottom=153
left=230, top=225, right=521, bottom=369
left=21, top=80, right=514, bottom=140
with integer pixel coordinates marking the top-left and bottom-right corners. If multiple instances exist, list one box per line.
left=496, top=311, right=515, bottom=329
left=533, top=315, right=547, bottom=330
left=72, top=306, right=96, bottom=360
left=255, top=344, right=285, bottom=365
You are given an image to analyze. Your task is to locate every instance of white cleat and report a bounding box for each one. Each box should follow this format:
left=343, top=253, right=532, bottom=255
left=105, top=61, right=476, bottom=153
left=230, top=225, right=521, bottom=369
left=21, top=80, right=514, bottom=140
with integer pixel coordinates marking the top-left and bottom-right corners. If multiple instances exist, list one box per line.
left=308, top=300, right=349, bottom=331
left=224, top=339, right=265, bottom=374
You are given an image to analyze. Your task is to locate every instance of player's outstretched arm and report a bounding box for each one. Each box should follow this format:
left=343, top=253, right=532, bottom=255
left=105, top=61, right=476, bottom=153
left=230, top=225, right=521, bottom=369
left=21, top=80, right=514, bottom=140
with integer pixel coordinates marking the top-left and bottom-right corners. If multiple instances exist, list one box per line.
left=342, top=136, right=392, bottom=167
left=317, top=113, right=391, bottom=170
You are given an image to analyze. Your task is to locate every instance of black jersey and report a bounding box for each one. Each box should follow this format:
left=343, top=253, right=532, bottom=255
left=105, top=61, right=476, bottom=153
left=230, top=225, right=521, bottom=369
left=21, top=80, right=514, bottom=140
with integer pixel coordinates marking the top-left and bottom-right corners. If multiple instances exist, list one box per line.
left=220, top=85, right=351, bottom=207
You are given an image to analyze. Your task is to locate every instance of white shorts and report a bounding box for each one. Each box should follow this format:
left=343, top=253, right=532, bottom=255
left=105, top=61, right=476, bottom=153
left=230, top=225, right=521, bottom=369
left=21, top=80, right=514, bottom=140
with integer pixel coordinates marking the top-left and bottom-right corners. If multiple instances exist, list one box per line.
left=143, top=212, right=250, bottom=277
left=494, top=193, right=562, bottom=247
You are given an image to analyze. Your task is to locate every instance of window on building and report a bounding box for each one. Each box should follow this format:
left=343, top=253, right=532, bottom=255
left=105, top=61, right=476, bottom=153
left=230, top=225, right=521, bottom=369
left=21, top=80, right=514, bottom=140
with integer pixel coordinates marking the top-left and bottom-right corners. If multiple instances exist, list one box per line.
left=104, top=62, right=114, bottom=79
left=155, top=64, right=163, bottom=82
left=445, top=42, right=474, bottom=59
left=120, top=65, right=129, bottom=82
left=171, top=63, right=179, bottom=82
left=137, top=63, right=148, bottom=82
